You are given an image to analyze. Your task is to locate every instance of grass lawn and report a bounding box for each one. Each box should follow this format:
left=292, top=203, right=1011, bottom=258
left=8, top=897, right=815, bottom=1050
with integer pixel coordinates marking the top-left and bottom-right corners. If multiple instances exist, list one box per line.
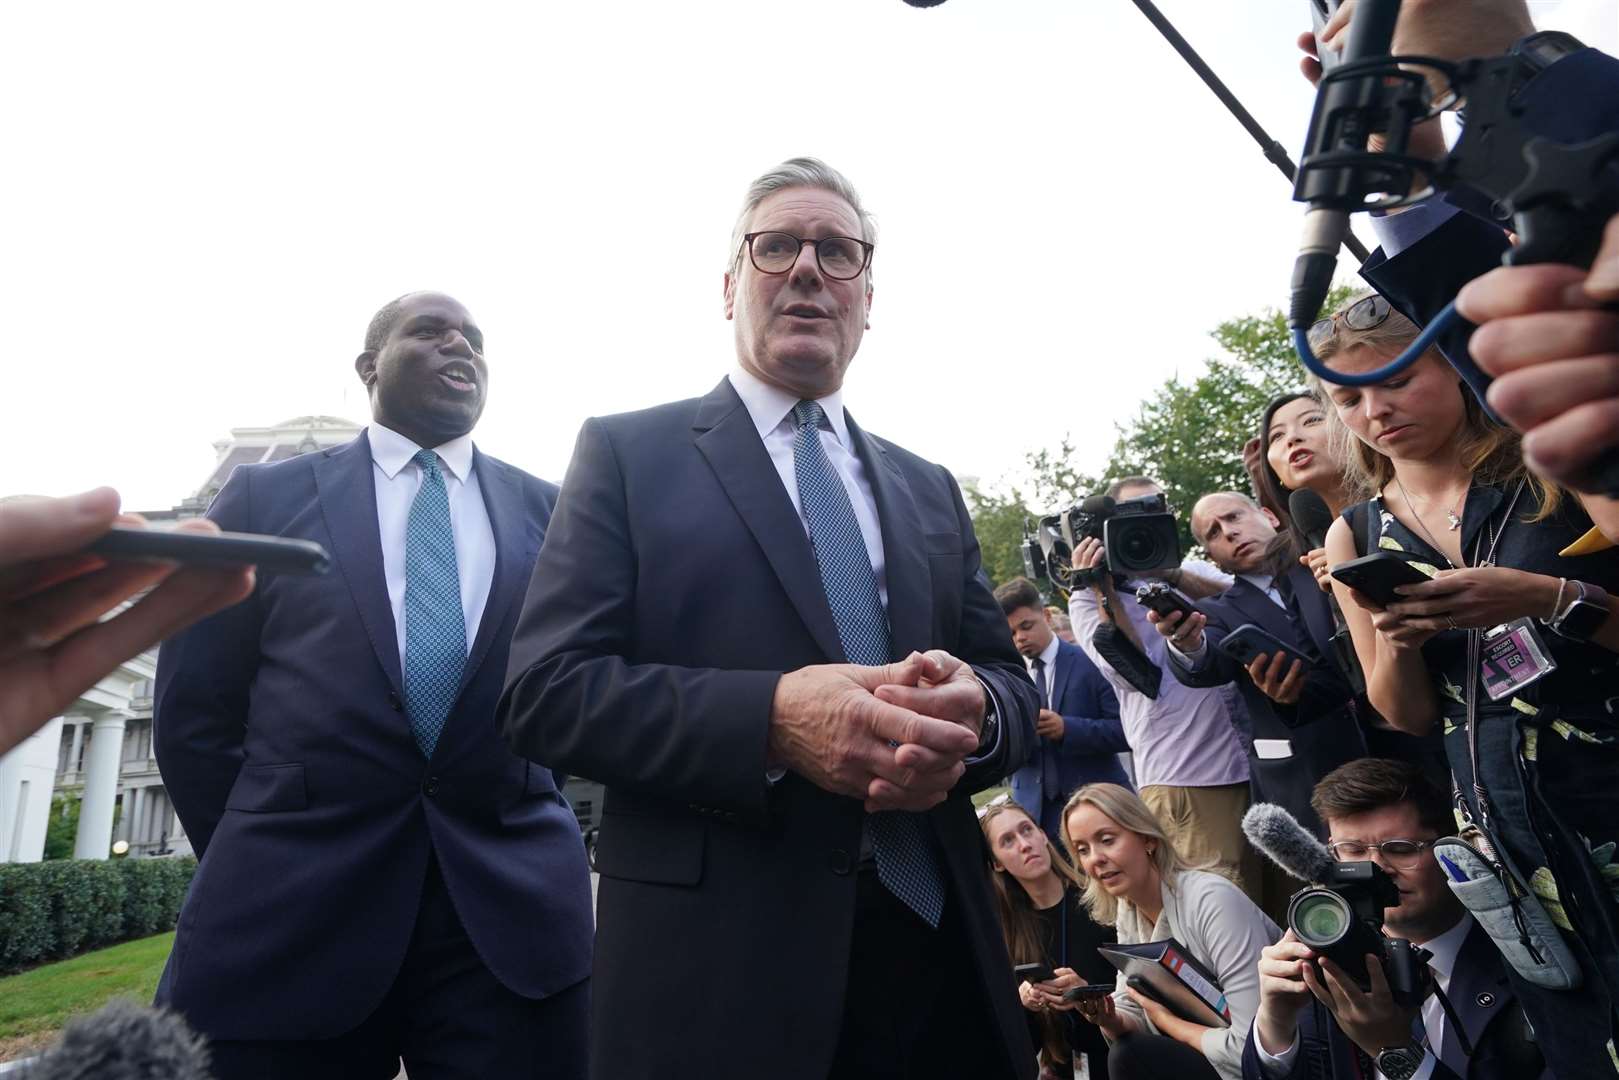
left=0, top=932, right=173, bottom=1061
left=972, top=784, right=1010, bottom=809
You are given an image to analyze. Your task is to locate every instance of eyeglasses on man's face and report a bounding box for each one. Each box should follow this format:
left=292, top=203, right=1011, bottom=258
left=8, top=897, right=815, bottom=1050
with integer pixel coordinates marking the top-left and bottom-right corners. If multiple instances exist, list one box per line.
left=1327, top=837, right=1435, bottom=867
left=1308, top=294, right=1393, bottom=348
left=740, top=231, right=873, bottom=281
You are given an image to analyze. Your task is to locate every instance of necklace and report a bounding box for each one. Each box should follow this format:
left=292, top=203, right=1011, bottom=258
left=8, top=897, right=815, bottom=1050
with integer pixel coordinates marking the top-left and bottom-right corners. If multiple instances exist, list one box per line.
left=1394, top=475, right=1462, bottom=561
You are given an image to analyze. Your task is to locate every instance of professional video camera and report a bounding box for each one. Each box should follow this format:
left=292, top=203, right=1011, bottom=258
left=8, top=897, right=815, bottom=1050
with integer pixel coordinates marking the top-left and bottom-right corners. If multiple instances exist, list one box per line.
left=1289, top=862, right=1431, bottom=1008
left=1021, top=492, right=1181, bottom=593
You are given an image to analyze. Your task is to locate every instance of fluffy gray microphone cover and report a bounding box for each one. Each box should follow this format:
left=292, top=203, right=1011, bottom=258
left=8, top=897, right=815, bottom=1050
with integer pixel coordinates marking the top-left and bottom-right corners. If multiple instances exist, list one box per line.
left=1241, top=802, right=1335, bottom=884
left=19, top=999, right=212, bottom=1080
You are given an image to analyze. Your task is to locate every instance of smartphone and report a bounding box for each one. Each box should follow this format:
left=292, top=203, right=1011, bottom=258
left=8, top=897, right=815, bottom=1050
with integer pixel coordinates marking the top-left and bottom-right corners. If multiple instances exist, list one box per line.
left=1135, top=582, right=1198, bottom=623
left=1061, top=983, right=1113, bottom=1004
left=1217, top=623, right=1311, bottom=672
left=89, top=526, right=331, bottom=576
left=1013, top=962, right=1056, bottom=984
left=1329, top=552, right=1431, bottom=607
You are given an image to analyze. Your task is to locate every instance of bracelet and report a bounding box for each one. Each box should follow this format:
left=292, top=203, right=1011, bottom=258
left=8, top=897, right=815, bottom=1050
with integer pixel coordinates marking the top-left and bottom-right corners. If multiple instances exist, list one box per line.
left=1547, top=577, right=1571, bottom=623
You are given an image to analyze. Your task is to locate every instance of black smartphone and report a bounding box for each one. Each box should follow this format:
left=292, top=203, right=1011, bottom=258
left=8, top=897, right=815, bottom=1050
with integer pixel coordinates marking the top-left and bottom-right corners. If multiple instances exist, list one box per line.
left=1013, top=962, right=1056, bottom=983
left=1217, top=623, right=1311, bottom=672
left=1329, top=552, right=1431, bottom=607
left=1135, top=582, right=1198, bottom=622
left=1061, top=983, right=1113, bottom=1003
left=88, top=526, right=331, bottom=576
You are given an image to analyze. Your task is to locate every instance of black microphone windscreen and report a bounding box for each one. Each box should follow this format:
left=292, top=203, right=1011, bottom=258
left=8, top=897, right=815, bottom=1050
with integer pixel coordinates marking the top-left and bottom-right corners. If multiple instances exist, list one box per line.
left=1242, top=802, right=1335, bottom=884
left=20, top=1000, right=213, bottom=1080
left=1288, top=488, right=1335, bottom=551
left=903, top=0, right=950, bottom=5
left=1080, top=495, right=1116, bottom=516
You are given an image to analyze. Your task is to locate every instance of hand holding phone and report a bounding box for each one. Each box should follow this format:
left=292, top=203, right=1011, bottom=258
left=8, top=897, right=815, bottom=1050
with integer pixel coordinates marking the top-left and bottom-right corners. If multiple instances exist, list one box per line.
left=1061, top=983, right=1112, bottom=1004
left=1329, top=552, right=1432, bottom=607
left=1013, top=962, right=1057, bottom=984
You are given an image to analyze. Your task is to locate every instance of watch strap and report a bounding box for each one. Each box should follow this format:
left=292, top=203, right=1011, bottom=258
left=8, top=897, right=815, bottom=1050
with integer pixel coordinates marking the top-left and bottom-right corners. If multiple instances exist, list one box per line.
left=1510, top=30, right=1585, bottom=75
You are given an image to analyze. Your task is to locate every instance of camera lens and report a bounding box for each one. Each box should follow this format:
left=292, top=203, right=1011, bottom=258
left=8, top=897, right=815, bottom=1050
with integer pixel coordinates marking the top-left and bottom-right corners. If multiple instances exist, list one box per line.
left=1290, top=889, right=1352, bottom=947
left=1119, top=526, right=1167, bottom=567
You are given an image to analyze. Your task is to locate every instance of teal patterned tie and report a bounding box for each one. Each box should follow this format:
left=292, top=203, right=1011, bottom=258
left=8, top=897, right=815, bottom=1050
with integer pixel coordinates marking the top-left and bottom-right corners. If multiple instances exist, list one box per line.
left=792, top=400, right=946, bottom=928
left=403, top=449, right=466, bottom=758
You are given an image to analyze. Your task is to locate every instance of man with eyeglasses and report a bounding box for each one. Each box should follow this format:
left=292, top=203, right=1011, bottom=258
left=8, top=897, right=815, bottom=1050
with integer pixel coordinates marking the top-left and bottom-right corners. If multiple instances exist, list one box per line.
left=1244, top=758, right=1546, bottom=1080
left=500, top=158, right=1038, bottom=1080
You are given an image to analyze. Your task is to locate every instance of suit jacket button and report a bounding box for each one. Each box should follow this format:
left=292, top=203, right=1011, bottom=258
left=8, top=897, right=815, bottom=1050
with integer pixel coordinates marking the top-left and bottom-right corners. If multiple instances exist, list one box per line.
left=387, top=691, right=403, bottom=712
left=829, top=849, right=853, bottom=875
left=423, top=777, right=440, bottom=797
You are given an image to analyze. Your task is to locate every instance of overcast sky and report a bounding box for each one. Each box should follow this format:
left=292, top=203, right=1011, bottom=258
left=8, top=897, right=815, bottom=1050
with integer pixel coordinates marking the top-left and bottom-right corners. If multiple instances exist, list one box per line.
left=5, top=0, right=1614, bottom=513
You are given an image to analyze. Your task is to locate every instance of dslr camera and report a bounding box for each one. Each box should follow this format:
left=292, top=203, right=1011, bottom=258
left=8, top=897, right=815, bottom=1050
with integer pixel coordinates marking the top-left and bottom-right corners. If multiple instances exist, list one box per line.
left=1287, top=861, right=1431, bottom=1008
left=1022, top=492, right=1181, bottom=592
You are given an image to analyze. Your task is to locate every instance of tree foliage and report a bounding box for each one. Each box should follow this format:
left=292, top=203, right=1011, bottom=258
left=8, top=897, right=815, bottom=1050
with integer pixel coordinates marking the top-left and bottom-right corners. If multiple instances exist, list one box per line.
left=969, top=287, right=1356, bottom=584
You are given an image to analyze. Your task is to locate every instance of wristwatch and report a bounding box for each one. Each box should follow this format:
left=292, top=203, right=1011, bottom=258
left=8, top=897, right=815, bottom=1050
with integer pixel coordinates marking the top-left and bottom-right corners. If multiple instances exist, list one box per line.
left=1510, top=30, right=1586, bottom=77
left=1547, top=580, right=1610, bottom=643
left=1375, top=1042, right=1428, bottom=1080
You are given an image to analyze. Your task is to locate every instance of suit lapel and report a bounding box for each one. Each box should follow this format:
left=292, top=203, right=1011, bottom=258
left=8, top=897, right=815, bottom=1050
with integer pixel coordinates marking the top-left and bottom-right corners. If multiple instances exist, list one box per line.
left=313, top=433, right=404, bottom=697
left=692, top=379, right=846, bottom=662
left=1443, top=922, right=1510, bottom=1071
left=846, top=412, right=931, bottom=660
left=1286, top=564, right=1335, bottom=657
left=1226, top=578, right=1296, bottom=646
left=1048, top=642, right=1071, bottom=714
left=454, top=450, right=541, bottom=700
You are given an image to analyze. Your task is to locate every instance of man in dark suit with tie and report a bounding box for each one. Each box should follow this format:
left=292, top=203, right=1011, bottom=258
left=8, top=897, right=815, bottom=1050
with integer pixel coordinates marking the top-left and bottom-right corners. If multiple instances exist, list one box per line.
left=153, top=292, right=593, bottom=1079
left=499, top=158, right=1039, bottom=1080
left=1148, top=493, right=1366, bottom=841
left=1243, top=759, right=1546, bottom=1080
left=995, top=576, right=1128, bottom=843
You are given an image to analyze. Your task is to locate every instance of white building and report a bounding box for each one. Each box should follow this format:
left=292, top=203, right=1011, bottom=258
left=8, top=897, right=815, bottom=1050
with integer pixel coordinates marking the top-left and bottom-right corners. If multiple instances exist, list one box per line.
left=0, top=416, right=362, bottom=864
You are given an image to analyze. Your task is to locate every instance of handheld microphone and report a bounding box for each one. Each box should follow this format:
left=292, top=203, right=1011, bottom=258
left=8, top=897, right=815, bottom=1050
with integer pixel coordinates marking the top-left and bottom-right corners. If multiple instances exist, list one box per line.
left=1242, top=802, right=1335, bottom=884
left=18, top=1000, right=213, bottom=1080
left=1287, top=489, right=1334, bottom=551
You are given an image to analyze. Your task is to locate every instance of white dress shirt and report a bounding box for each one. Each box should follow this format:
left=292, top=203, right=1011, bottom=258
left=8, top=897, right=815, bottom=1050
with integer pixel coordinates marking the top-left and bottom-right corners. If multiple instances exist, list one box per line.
left=727, top=366, right=888, bottom=605
left=1255, top=914, right=1476, bottom=1080
left=1026, top=634, right=1061, bottom=703
left=367, top=423, right=496, bottom=669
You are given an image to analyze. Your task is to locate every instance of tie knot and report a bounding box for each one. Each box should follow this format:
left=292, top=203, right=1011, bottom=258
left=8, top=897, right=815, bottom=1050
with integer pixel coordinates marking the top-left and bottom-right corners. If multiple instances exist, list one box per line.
left=793, top=399, right=827, bottom=433
left=413, top=449, right=444, bottom=480
left=1032, top=657, right=1045, bottom=670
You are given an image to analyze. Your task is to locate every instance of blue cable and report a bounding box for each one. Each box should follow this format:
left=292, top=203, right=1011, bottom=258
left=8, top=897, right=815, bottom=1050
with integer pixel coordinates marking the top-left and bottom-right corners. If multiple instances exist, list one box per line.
left=1292, top=301, right=1460, bottom=386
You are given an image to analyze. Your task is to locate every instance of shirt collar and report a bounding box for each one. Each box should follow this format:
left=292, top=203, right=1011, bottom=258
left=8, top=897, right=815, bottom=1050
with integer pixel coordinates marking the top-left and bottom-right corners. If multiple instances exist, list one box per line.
left=728, top=366, right=850, bottom=447
left=367, top=423, right=476, bottom=483
left=1414, top=912, right=1473, bottom=979
left=1238, top=571, right=1275, bottom=596
left=1026, top=634, right=1061, bottom=671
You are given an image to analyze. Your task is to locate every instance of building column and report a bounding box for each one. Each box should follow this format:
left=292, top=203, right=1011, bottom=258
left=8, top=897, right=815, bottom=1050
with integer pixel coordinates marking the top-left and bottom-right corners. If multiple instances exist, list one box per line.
left=67, top=721, right=85, bottom=779
left=74, top=711, right=127, bottom=860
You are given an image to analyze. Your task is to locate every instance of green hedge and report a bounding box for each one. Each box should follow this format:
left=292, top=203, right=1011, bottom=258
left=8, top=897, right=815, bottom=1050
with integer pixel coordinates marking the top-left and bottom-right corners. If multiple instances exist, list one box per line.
left=0, top=856, right=196, bottom=973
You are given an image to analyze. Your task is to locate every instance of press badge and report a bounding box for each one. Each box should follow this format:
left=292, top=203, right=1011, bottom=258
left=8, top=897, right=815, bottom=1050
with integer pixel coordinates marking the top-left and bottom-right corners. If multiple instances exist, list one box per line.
left=1480, top=619, right=1557, bottom=701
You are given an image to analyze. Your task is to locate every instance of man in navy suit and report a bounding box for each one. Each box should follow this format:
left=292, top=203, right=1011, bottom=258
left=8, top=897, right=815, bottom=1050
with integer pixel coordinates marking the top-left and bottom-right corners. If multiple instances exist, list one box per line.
left=1243, top=759, right=1546, bottom=1080
left=1149, top=493, right=1366, bottom=842
left=153, top=292, right=592, bottom=1080
left=499, top=158, right=1038, bottom=1080
left=994, top=576, right=1127, bottom=842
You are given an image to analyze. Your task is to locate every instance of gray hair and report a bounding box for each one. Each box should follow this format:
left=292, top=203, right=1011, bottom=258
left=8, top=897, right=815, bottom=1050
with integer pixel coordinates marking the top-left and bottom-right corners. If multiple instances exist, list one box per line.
left=727, top=157, right=877, bottom=284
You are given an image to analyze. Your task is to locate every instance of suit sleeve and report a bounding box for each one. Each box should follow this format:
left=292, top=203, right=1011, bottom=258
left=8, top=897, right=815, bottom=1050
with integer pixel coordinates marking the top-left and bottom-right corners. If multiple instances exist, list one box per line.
left=1166, top=608, right=1243, bottom=690
left=944, top=469, right=1038, bottom=793
left=1058, top=673, right=1127, bottom=758
left=499, top=418, right=782, bottom=820
left=151, top=468, right=263, bottom=857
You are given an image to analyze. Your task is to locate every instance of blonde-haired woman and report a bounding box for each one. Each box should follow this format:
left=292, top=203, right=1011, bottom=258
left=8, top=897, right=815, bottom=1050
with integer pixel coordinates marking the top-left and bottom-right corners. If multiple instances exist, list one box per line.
left=981, top=801, right=1115, bottom=1079
left=1312, top=290, right=1619, bottom=1076
left=1058, top=783, right=1277, bottom=1080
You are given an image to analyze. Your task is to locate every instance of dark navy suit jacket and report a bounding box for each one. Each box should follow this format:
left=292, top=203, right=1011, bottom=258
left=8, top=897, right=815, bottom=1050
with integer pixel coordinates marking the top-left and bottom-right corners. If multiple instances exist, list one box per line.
left=499, top=378, right=1039, bottom=1080
left=152, top=432, right=593, bottom=1041
left=1240, top=922, right=1547, bottom=1080
left=1009, top=638, right=1127, bottom=838
left=1167, top=565, right=1365, bottom=835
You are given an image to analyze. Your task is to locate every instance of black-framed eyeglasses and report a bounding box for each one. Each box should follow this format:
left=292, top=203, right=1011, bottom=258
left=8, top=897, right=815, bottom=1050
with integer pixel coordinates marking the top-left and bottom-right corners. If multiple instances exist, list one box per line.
left=741, top=231, right=873, bottom=281
left=1308, top=294, right=1392, bottom=347
left=1327, top=837, right=1435, bottom=867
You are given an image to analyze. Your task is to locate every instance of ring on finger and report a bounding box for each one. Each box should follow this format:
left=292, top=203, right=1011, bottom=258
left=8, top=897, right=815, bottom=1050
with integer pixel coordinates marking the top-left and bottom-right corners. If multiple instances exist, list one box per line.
left=1445, top=614, right=1459, bottom=631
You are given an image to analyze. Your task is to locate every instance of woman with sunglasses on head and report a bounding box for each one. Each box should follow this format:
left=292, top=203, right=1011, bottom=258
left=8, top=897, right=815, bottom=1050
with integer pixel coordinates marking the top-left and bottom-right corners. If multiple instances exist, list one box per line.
left=1313, top=290, right=1619, bottom=1080
left=982, top=802, right=1116, bottom=1079
left=1058, top=783, right=1277, bottom=1080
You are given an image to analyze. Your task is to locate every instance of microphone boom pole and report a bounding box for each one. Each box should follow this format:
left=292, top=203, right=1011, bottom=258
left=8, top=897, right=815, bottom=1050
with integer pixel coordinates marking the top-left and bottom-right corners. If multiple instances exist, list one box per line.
left=1125, top=0, right=1372, bottom=264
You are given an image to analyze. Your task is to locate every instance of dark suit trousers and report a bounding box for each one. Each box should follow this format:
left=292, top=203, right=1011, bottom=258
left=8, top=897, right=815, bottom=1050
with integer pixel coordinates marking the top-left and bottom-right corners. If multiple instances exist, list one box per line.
left=206, top=855, right=588, bottom=1080
left=830, top=866, right=1016, bottom=1079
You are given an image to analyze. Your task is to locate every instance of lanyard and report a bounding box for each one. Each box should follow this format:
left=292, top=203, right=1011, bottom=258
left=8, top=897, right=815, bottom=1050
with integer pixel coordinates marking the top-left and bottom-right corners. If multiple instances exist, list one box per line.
left=1463, top=480, right=1527, bottom=835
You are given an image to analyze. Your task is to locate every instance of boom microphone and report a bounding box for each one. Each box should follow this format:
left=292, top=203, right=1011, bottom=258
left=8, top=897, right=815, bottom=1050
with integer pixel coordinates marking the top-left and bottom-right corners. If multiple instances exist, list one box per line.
left=17, top=1000, right=213, bottom=1080
left=1242, top=802, right=1335, bottom=884
left=1287, top=489, right=1335, bottom=552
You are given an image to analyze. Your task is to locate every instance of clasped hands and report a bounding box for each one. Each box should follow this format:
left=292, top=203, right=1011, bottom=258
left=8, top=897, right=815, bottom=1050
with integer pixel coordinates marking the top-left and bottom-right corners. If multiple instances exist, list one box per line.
left=767, top=649, right=986, bottom=812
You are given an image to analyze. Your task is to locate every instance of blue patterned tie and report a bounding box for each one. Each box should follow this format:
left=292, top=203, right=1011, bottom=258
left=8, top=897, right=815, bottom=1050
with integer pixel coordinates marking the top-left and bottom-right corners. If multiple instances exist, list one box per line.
left=792, top=400, right=946, bottom=928
left=403, top=449, right=466, bottom=759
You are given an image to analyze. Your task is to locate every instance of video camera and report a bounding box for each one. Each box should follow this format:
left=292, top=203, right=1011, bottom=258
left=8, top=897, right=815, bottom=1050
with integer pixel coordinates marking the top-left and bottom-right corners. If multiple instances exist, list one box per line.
left=1021, top=492, right=1181, bottom=593
left=1288, top=862, right=1431, bottom=1008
